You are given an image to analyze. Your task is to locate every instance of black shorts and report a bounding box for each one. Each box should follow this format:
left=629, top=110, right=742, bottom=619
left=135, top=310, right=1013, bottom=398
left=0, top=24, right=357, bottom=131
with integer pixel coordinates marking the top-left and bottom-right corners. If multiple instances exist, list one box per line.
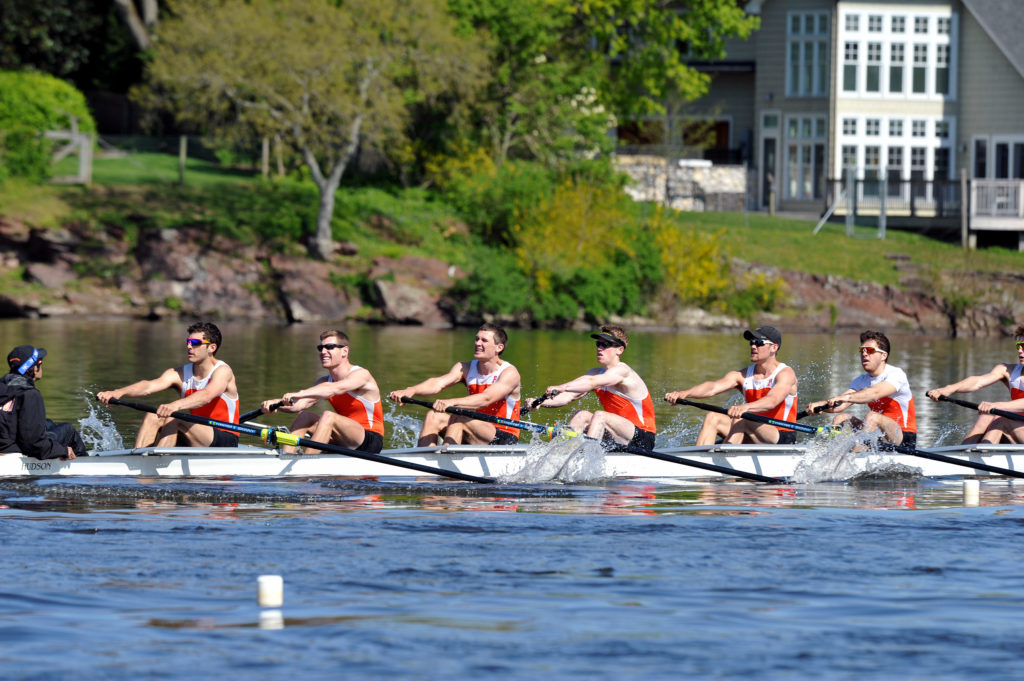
left=900, top=431, right=917, bottom=448
left=210, top=428, right=240, bottom=448
left=489, top=429, right=520, bottom=446
left=357, top=430, right=384, bottom=454
left=628, top=428, right=657, bottom=450
left=777, top=429, right=797, bottom=445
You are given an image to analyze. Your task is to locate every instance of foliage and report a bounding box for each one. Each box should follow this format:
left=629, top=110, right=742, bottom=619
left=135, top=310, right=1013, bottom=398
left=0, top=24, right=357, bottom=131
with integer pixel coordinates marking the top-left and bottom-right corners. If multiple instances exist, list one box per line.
left=429, top=149, right=556, bottom=245
left=563, top=0, right=760, bottom=117
left=0, top=70, right=96, bottom=181
left=140, top=0, right=487, bottom=259
left=650, top=206, right=731, bottom=306
left=0, top=0, right=101, bottom=77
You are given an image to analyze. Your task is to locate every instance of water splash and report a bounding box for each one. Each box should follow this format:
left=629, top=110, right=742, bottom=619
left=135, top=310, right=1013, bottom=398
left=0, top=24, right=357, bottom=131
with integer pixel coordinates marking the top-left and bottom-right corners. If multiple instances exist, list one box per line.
left=501, top=436, right=608, bottom=484
left=384, top=401, right=424, bottom=449
left=791, top=428, right=922, bottom=483
left=76, top=393, right=124, bottom=452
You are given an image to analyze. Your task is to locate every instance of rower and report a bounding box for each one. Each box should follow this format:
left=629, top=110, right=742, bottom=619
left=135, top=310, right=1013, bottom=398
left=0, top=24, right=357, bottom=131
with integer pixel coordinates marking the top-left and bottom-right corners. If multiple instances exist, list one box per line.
left=665, top=325, right=798, bottom=445
left=539, top=325, right=657, bottom=449
left=807, top=330, right=917, bottom=447
left=96, top=322, right=240, bottom=448
left=387, top=323, right=522, bottom=447
left=926, top=322, right=1024, bottom=443
left=259, top=330, right=385, bottom=454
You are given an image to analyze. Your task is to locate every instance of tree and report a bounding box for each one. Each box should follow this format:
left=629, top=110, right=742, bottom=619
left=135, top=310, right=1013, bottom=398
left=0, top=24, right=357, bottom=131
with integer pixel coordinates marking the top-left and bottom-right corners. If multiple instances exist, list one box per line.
left=112, top=0, right=158, bottom=50
left=0, top=0, right=102, bottom=77
left=564, top=0, right=759, bottom=117
left=142, top=0, right=484, bottom=259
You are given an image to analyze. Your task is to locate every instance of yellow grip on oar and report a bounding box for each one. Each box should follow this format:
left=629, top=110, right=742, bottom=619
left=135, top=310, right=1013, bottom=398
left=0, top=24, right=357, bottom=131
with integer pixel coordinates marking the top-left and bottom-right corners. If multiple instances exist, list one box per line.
left=262, top=428, right=300, bottom=447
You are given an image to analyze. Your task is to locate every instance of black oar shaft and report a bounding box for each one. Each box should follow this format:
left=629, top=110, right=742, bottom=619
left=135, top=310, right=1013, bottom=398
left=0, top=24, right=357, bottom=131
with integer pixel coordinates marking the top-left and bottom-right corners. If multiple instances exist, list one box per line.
left=107, top=398, right=494, bottom=484
left=238, top=401, right=284, bottom=424
left=937, top=395, right=1024, bottom=423
left=676, top=398, right=819, bottom=435
left=879, top=441, right=1024, bottom=479
left=401, top=397, right=783, bottom=484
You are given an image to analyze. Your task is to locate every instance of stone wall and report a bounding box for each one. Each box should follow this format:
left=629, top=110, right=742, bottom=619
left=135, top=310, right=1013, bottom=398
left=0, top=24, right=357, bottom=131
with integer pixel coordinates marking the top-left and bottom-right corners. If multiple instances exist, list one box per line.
left=616, top=155, right=749, bottom=212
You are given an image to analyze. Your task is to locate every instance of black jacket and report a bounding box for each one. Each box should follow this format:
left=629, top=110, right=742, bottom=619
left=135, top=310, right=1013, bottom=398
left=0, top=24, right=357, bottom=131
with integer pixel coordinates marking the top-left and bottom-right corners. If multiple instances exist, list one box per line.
left=0, top=373, right=66, bottom=459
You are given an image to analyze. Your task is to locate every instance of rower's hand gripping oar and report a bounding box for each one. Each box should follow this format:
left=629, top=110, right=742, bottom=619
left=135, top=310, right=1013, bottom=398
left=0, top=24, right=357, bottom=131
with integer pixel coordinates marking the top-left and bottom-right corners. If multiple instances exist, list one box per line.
left=677, top=397, right=1024, bottom=479
left=102, top=396, right=494, bottom=484
left=401, top=397, right=784, bottom=484
left=519, top=391, right=555, bottom=416
left=238, top=401, right=284, bottom=424
left=932, top=394, right=1024, bottom=423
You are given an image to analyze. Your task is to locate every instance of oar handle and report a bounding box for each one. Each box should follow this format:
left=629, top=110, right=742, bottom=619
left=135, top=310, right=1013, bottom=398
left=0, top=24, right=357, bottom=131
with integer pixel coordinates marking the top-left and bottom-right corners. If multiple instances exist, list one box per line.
left=936, top=394, right=1024, bottom=423
left=238, top=401, right=284, bottom=424
left=795, top=404, right=826, bottom=420
left=520, top=390, right=556, bottom=415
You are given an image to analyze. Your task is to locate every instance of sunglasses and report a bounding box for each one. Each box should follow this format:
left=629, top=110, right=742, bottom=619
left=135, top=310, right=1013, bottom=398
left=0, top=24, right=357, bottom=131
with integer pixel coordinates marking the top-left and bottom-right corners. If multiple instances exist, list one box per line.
left=317, top=343, right=346, bottom=352
left=185, top=338, right=212, bottom=348
left=749, top=339, right=772, bottom=347
left=1015, top=341, right=1024, bottom=351
left=859, top=346, right=885, bottom=355
left=596, top=341, right=617, bottom=350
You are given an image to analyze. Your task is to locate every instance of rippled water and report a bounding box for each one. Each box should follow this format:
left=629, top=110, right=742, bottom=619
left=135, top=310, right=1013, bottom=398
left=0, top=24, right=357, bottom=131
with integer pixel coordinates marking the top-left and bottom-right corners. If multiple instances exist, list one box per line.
left=4, top=320, right=1024, bottom=679
left=4, top=478, right=1024, bottom=680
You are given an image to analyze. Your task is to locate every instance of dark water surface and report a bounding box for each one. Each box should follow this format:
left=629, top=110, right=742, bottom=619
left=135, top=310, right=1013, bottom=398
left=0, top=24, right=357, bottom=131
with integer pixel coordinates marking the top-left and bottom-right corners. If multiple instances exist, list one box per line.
left=4, top=320, right=1024, bottom=679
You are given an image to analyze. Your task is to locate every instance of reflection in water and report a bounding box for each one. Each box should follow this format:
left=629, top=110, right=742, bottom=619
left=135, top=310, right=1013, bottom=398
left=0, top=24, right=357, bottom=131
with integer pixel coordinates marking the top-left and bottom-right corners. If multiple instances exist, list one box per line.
left=4, top=475, right=1024, bottom=515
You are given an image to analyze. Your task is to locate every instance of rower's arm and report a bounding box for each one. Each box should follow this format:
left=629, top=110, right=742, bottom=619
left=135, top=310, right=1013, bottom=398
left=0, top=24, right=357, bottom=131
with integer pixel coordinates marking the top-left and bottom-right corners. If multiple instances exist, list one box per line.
left=839, top=381, right=896, bottom=405
left=545, top=366, right=627, bottom=404
left=289, top=371, right=370, bottom=403
left=163, top=365, right=234, bottom=413
left=978, top=397, right=1024, bottom=414
left=733, top=367, right=797, bottom=415
left=96, top=368, right=181, bottom=404
left=388, top=363, right=465, bottom=403
left=665, top=371, right=743, bottom=404
left=927, top=364, right=1011, bottom=401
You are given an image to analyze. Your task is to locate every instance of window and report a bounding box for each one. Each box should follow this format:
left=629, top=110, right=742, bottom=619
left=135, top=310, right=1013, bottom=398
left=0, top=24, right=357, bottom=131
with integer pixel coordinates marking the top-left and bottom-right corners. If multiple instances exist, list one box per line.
left=911, top=147, right=927, bottom=197
left=889, top=44, right=905, bottom=93
left=995, top=143, right=1010, bottom=179
left=866, top=42, right=882, bottom=92
left=934, top=148, right=950, bottom=180
left=914, top=16, right=928, bottom=34
left=937, top=17, right=951, bottom=34
left=913, top=44, right=928, bottom=93
left=889, top=119, right=904, bottom=137
left=869, top=15, right=883, bottom=32
left=784, top=115, right=826, bottom=200
left=787, top=11, right=830, bottom=96
left=846, top=14, right=860, bottom=32
left=892, top=16, right=905, bottom=33
left=935, top=121, right=949, bottom=138
left=864, top=145, right=881, bottom=196
left=887, top=147, right=904, bottom=196
left=842, top=145, right=858, bottom=172
left=763, top=114, right=779, bottom=129
left=974, top=139, right=987, bottom=178
left=912, top=120, right=927, bottom=137
left=844, top=42, right=858, bottom=92
left=936, top=44, right=949, bottom=95
left=843, top=118, right=857, bottom=135
left=866, top=119, right=880, bottom=136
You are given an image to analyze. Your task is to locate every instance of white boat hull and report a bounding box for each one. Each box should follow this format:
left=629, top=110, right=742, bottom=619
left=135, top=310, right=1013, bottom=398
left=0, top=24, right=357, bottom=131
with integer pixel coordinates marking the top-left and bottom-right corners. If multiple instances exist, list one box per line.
left=3, top=443, right=1024, bottom=481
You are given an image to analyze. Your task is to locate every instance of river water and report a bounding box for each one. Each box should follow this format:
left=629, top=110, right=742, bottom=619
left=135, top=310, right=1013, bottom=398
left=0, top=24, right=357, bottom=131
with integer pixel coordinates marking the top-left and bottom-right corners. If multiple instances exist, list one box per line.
left=3, top=319, right=1024, bottom=680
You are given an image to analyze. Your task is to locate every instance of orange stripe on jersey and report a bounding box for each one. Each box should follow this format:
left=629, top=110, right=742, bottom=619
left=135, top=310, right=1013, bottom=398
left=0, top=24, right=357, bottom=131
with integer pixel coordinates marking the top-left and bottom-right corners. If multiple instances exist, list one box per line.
left=595, top=387, right=656, bottom=433
left=182, top=361, right=238, bottom=433
left=1010, top=365, right=1024, bottom=402
left=328, top=392, right=385, bottom=435
left=742, top=363, right=797, bottom=429
left=466, top=360, right=520, bottom=438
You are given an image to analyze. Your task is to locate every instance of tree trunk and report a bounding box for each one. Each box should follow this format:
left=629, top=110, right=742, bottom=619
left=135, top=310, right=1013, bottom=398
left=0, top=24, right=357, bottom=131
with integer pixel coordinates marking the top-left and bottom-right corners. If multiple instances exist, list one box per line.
left=113, top=0, right=154, bottom=50
left=311, top=175, right=340, bottom=260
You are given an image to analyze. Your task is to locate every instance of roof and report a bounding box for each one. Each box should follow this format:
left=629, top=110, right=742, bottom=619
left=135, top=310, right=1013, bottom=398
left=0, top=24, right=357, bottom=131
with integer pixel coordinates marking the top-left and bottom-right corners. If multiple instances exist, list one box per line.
left=959, top=0, right=1024, bottom=80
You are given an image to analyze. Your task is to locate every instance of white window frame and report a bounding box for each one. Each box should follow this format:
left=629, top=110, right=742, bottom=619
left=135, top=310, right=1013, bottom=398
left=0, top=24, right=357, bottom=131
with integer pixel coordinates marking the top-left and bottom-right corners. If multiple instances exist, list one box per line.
left=783, top=114, right=827, bottom=200
left=786, top=10, right=831, bottom=97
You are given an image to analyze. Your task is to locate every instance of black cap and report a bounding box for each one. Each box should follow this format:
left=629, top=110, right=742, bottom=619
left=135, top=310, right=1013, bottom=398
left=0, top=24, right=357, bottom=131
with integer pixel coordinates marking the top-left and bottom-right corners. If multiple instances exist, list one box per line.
left=743, top=326, right=782, bottom=346
left=7, top=345, right=47, bottom=375
left=590, top=331, right=625, bottom=347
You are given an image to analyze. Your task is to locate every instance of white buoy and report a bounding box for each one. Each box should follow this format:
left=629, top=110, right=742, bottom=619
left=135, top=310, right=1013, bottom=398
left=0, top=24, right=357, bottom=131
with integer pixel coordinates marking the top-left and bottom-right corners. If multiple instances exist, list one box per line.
left=963, top=479, right=980, bottom=506
left=258, top=574, right=284, bottom=608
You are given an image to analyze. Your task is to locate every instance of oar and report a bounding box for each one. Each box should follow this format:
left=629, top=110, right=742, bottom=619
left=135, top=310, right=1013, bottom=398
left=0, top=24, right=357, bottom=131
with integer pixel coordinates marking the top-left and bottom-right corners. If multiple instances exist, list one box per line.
left=104, top=397, right=494, bottom=484
left=677, top=398, right=1024, bottom=479
left=238, top=401, right=284, bottom=423
left=519, top=392, right=553, bottom=415
left=934, top=394, right=1024, bottom=423
left=675, top=398, right=835, bottom=436
left=401, top=397, right=784, bottom=483
left=794, top=404, right=825, bottom=420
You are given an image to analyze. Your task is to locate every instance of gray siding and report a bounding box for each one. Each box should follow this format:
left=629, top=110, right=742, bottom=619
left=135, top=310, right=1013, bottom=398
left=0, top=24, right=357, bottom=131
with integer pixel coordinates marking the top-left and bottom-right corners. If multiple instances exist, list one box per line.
left=958, top=7, right=1024, bottom=149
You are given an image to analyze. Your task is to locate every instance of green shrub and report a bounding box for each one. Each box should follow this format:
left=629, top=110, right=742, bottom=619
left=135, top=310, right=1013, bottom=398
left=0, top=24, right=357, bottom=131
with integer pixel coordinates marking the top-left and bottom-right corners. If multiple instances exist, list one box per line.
left=0, top=70, right=96, bottom=180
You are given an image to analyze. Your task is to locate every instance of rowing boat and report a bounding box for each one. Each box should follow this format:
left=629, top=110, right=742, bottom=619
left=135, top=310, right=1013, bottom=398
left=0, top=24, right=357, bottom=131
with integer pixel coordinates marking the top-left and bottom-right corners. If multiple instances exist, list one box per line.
left=3, top=442, right=1024, bottom=481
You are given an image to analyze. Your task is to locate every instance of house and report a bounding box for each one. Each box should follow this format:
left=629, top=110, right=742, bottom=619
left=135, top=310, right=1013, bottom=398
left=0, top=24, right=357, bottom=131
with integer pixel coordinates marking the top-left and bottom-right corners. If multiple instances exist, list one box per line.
left=640, top=0, right=1024, bottom=248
